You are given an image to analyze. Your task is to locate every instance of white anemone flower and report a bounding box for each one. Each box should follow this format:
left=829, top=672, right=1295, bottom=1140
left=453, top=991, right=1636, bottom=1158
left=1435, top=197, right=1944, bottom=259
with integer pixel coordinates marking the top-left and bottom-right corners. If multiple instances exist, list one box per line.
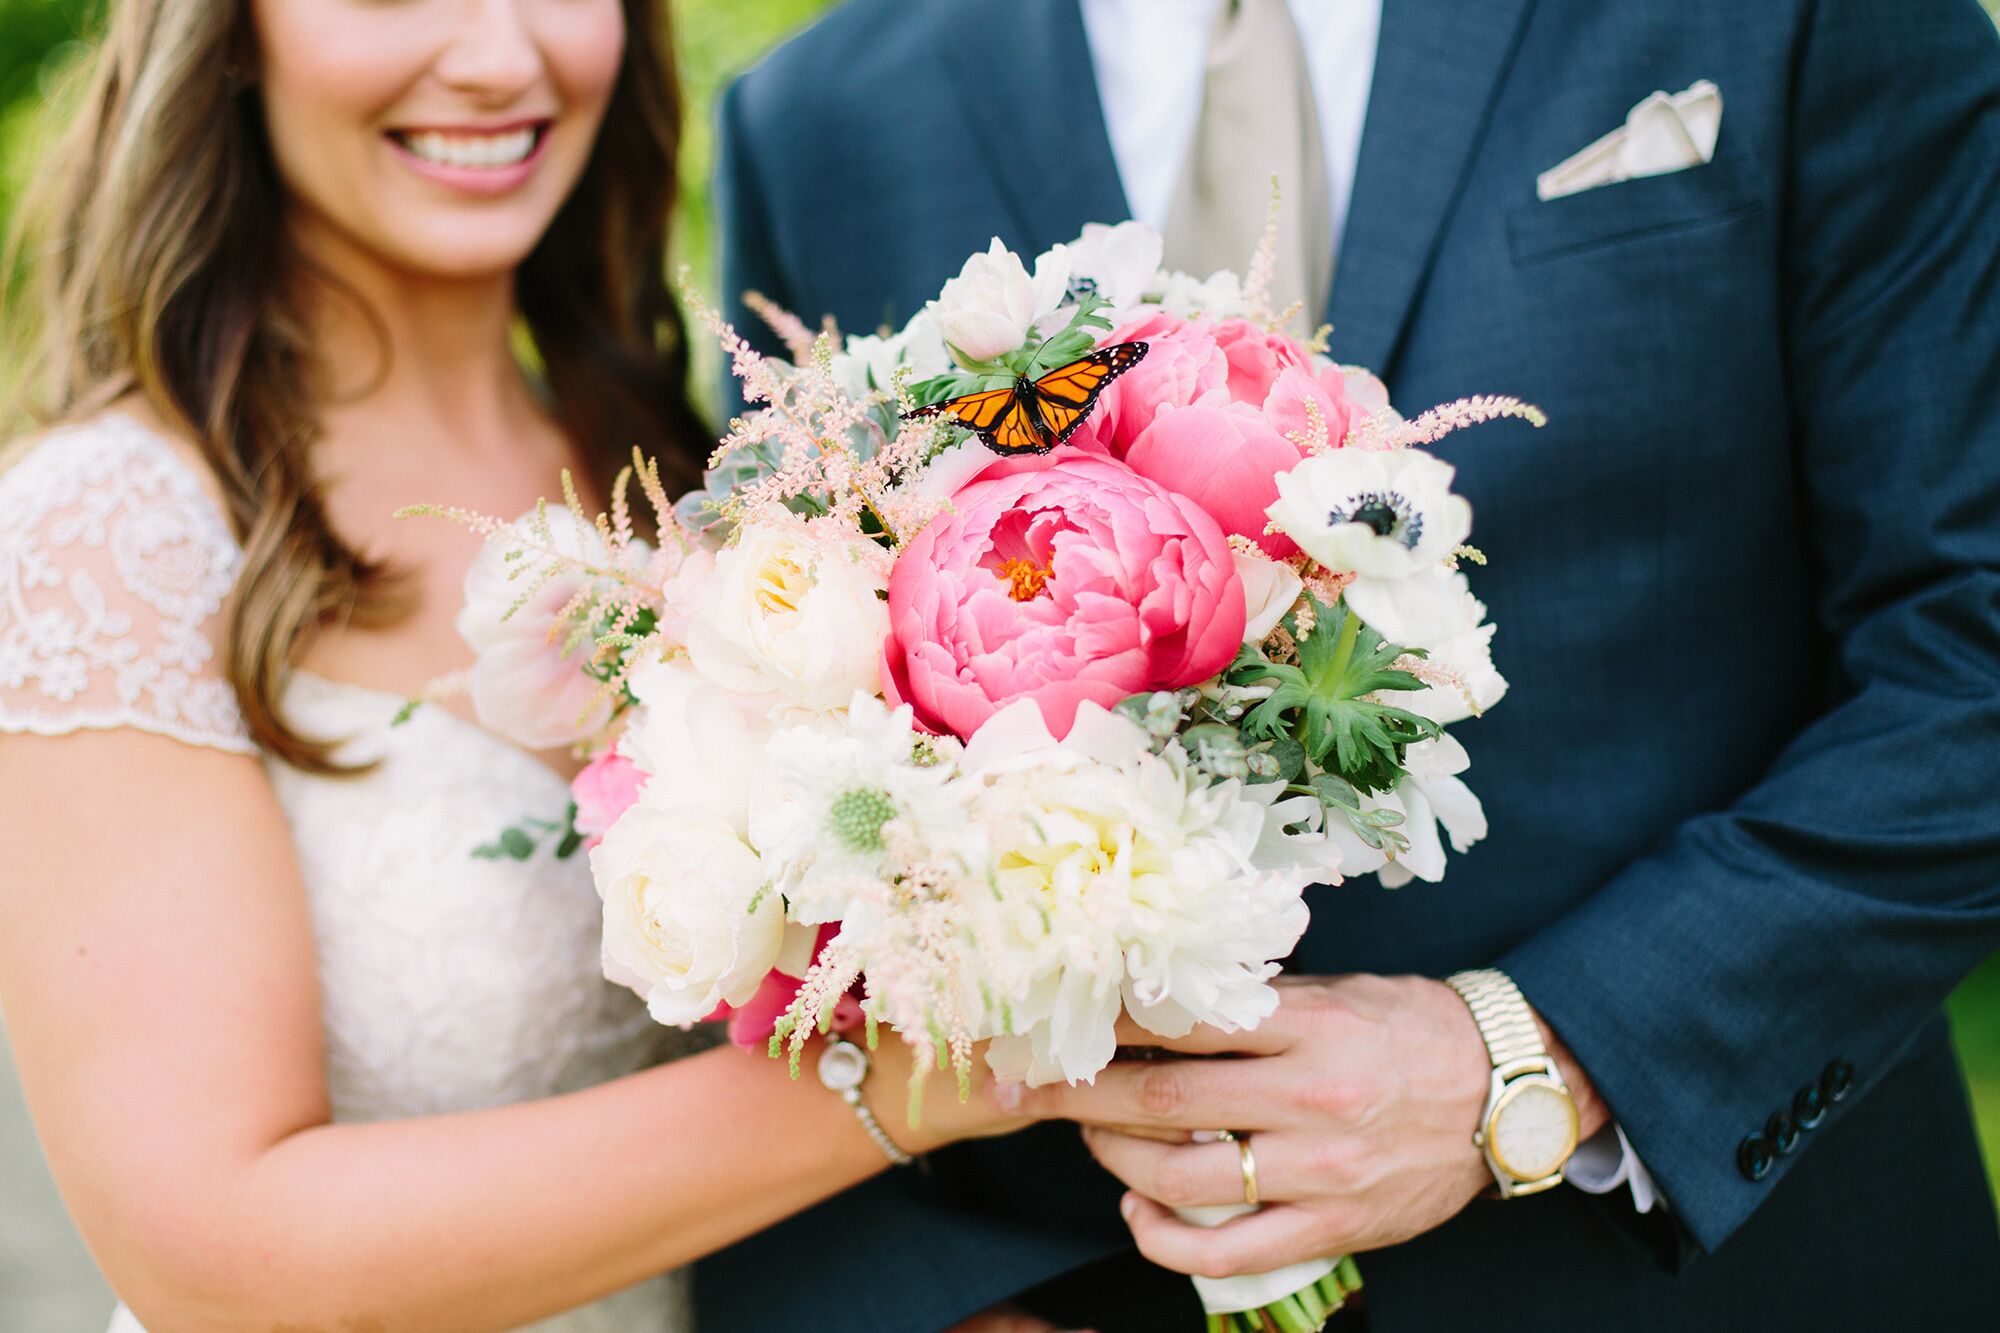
left=1376, top=734, right=1488, bottom=887
left=1265, top=445, right=1474, bottom=649
left=1049, top=221, right=1165, bottom=315
left=1399, top=572, right=1509, bottom=726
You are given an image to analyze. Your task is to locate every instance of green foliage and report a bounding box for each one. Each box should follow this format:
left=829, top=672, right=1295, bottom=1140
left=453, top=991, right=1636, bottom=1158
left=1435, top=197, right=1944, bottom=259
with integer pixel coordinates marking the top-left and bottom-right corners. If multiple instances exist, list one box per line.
left=908, top=291, right=1119, bottom=409
left=472, top=803, right=584, bottom=862
left=1232, top=597, right=1440, bottom=794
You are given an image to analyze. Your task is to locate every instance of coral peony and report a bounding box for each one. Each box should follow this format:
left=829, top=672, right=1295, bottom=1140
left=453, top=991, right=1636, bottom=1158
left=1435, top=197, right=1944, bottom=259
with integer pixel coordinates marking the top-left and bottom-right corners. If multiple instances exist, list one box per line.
left=1124, top=403, right=1310, bottom=558
left=883, top=453, right=1245, bottom=740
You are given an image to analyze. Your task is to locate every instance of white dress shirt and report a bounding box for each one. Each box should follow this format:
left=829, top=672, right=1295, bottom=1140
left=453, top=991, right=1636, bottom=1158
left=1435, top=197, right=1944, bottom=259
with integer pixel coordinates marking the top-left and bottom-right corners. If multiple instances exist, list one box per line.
left=1079, top=0, right=1381, bottom=269
left=1078, top=0, right=1660, bottom=1217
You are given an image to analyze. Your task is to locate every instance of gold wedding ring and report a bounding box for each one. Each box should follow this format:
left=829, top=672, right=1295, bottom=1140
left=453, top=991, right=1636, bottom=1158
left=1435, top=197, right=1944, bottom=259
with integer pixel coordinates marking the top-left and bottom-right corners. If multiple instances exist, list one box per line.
left=1237, top=1133, right=1260, bottom=1207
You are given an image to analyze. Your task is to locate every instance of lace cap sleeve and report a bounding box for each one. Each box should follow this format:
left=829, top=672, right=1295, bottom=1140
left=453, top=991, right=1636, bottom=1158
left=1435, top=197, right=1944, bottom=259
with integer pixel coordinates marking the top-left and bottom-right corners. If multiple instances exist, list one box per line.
left=0, top=415, right=256, bottom=754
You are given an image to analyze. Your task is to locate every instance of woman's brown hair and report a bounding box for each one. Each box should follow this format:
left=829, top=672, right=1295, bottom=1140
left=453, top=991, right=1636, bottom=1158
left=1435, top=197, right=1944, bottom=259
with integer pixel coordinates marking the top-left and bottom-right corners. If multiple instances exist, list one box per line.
left=2, top=0, right=706, bottom=771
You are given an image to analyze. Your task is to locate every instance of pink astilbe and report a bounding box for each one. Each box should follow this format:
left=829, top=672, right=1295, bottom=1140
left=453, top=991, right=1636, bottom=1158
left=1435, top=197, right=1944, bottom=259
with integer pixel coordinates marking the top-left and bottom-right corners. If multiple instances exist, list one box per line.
left=684, top=279, right=950, bottom=550
left=1349, top=395, right=1548, bottom=451
left=742, top=289, right=820, bottom=365
left=775, top=848, right=986, bottom=1104
left=398, top=449, right=705, bottom=739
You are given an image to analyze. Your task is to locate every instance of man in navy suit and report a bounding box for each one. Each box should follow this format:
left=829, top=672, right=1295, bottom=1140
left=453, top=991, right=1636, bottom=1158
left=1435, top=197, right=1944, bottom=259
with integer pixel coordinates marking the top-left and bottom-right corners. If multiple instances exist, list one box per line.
left=700, top=2, right=2000, bottom=1329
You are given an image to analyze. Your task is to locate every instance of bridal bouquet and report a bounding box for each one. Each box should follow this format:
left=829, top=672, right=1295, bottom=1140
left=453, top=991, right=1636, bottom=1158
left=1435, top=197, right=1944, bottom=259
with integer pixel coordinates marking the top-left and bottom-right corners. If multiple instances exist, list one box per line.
left=411, top=221, right=1536, bottom=1333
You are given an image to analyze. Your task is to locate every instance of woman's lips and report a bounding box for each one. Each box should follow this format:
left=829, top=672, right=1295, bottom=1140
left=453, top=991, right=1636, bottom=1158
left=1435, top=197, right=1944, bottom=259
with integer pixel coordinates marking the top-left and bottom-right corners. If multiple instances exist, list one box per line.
left=384, top=120, right=553, bottom=196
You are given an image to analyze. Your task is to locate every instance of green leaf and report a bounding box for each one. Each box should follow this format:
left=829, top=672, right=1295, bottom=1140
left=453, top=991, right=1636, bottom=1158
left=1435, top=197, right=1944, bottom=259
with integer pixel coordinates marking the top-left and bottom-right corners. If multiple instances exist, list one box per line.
left=391, top=698, right=422, bottom=727
left=1231, top=598, right=1443, bottom=793
left=498, top=827, right=537, bottom=860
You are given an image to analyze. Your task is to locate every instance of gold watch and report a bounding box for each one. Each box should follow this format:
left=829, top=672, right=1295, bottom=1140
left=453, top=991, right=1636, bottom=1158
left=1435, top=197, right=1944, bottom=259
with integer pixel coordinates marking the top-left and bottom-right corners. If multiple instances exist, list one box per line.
left=1444, top=968, right=1580, bottom=1197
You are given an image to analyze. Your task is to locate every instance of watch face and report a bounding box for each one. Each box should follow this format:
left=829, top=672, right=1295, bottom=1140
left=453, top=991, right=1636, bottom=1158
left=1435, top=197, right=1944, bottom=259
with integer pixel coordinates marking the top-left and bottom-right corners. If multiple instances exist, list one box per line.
left=817, top=1041, right=869, bottom=1093
left=1489, top=1080, right=1580, bottom=1181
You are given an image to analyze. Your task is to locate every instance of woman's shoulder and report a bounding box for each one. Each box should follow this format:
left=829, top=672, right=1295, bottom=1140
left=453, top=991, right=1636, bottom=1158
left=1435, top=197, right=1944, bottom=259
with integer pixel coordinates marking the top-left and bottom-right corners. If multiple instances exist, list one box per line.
left=1, top=403, right=234, bottom=535
left=0, top=405, right=254, bottom=755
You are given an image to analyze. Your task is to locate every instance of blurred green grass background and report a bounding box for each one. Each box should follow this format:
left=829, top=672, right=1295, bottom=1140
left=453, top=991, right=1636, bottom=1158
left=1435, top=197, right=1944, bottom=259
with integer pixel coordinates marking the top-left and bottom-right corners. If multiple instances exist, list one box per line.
left=1, top=0, right=1997, bottom=1223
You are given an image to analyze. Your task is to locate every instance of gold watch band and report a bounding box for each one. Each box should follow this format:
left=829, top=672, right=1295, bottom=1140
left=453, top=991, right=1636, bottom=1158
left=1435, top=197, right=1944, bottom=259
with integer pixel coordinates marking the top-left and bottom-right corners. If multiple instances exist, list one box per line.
left=1445, top=968, right=1547, bottom=1067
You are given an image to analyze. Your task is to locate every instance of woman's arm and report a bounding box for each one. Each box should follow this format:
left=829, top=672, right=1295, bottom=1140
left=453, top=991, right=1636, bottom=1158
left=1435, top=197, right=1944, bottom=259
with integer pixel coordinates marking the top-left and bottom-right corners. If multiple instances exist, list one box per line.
left=0, top=728, right=1013, bottom=1333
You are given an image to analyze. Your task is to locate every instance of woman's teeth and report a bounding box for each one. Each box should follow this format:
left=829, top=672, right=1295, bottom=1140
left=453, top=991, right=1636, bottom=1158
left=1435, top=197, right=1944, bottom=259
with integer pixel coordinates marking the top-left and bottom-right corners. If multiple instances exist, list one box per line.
left=397, top=127, right=540, bottom=170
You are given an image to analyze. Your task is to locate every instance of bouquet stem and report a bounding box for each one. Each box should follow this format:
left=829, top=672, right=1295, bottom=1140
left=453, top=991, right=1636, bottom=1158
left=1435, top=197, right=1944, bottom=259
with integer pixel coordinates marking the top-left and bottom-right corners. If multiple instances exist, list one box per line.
left=1202, top=1258, right=1362, bottom=1333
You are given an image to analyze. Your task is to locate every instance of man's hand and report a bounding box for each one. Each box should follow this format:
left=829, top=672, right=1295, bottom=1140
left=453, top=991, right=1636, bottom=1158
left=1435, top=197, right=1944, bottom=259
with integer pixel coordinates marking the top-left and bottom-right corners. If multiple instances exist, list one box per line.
left=992, top=974, right=1608, bottom=1280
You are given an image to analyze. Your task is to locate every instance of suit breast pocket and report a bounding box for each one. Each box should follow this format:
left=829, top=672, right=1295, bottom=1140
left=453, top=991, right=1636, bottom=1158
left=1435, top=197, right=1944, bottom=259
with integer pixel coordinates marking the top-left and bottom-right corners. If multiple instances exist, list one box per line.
left=1507, top=152, right=1764, bottom=266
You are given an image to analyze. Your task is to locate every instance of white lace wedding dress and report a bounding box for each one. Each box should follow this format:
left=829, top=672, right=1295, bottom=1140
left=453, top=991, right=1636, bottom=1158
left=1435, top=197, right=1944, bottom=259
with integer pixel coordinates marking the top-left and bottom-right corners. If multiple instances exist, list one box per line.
left=0, top=414, right=694, bottom=1332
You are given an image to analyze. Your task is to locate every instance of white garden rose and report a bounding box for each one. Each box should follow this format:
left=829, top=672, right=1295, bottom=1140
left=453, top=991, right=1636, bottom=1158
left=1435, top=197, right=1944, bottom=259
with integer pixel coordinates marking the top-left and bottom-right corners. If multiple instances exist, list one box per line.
left=456, top=507, right=638, bottom=750
left=1152, top=267, right=1246, bottom=320
left=962, top=701, right=1337, bottom=1086
left=1234, top=549, right=1305, bottom=643
left=832, top=307, right=953, bottom=400
left=930, top=237, right=1071, bottom=363
left=590, top=800, right=782, bottom=1026
left=1265, top=446, right=1474, bottom=649
left=618, top=655, right=773, bottom=833
left=681, top=517, right=888, bottom=710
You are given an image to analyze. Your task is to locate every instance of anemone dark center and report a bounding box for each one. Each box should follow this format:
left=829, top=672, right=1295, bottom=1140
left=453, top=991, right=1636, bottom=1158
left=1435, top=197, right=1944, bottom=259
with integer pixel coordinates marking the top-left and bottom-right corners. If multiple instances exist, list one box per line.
left=1330, top=490, right=1423, bottom=549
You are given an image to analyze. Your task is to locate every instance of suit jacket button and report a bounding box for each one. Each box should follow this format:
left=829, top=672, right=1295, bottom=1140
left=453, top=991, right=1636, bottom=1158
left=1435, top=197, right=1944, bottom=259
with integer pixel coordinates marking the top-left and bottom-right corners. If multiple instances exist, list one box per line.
left=1738, top=1133, right=1774, bottom=1181
left=1793, top=1082, right=1826, bottom=1128
left=1822, top=1059, right=1855, bottom=1102
left=1767, top=1110, right=1800, bottom=1155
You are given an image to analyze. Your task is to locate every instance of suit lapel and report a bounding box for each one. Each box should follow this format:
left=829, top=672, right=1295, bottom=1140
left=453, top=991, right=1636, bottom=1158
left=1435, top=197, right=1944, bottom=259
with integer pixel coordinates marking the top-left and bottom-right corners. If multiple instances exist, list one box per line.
left=1327, top=0, right=1540, bottom=373
left=937, top=0, right=1130, bottom=251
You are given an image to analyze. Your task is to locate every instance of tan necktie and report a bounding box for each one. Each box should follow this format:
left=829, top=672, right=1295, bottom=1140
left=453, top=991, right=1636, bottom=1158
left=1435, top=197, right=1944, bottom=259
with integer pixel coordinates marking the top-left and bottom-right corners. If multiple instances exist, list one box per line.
left=1163, top=0, right=1333, bottom=327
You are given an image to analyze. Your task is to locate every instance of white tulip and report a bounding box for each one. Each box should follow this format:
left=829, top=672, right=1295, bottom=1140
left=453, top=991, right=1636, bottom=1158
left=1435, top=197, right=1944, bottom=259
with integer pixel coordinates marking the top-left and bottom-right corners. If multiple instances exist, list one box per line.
left=930, top=237, right=1071, bottom=363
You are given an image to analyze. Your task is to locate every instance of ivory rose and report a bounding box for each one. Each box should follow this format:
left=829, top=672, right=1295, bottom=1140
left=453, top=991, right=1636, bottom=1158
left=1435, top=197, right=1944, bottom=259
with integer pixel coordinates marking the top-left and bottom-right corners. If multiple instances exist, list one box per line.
left=882, top=453, right=1246, bottom=740
left=677, top=517, right=887, bottom=710
left=590, top=799, right=782, bottom=1026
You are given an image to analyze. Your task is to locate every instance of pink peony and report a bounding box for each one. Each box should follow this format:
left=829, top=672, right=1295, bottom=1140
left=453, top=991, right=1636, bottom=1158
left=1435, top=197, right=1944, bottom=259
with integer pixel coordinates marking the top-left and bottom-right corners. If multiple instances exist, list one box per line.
left=1211, top=317, right=1305, bottom=405
left=1125, top=403, right=1310, bottom=559
left=1071, top=310, right=1230, bottom=452
left=570, top=751, right=647, bottom=848
left=884, top=452, right=1246, bottom=740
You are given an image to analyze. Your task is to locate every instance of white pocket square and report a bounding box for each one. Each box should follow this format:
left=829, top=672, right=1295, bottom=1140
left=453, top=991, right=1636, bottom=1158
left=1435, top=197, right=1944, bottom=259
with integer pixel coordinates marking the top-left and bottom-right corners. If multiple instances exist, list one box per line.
left=1536, top=81, right=1723, bottom=202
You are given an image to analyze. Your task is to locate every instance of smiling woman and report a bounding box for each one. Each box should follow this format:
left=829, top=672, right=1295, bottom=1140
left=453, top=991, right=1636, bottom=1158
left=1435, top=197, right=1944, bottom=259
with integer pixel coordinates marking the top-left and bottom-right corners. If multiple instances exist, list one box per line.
left=0, top=1, right=1031, bottom=1332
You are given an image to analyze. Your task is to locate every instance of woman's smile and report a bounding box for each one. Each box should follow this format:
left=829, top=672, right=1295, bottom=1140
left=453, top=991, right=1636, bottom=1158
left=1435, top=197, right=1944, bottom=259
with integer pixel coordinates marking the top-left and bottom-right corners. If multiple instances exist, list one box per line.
left=385, top=119, right=555, bottom=196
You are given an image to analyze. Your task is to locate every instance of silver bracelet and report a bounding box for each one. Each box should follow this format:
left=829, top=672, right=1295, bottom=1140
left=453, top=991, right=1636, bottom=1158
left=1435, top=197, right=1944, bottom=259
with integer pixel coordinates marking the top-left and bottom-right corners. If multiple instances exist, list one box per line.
left=817, top=1039, right=915, bottom=1167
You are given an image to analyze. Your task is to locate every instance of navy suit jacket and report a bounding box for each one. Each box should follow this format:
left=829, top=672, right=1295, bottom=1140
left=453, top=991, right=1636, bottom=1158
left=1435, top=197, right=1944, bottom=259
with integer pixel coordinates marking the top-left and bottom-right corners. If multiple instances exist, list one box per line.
left=699, top=2, right=2000, bottom=1328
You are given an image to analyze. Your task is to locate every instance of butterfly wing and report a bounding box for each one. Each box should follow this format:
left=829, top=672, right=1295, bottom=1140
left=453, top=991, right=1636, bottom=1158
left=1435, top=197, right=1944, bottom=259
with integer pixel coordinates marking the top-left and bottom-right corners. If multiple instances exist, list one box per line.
left=902, top=384, right=1053, bottom=454
left=1030, top=341, right=1150, bottom=445
left=902, top=386, right=1017, bottom=433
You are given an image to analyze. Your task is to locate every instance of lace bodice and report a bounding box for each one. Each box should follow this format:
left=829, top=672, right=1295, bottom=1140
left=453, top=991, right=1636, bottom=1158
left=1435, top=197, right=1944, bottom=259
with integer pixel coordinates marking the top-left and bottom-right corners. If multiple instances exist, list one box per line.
left=1, top=416, right=690, bottom=1333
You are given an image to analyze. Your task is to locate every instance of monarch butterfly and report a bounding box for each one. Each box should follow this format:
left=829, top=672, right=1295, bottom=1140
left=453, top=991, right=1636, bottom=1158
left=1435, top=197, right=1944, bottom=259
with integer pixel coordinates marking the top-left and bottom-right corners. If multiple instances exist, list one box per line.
left=901, top=341, right=1149, bottom=455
